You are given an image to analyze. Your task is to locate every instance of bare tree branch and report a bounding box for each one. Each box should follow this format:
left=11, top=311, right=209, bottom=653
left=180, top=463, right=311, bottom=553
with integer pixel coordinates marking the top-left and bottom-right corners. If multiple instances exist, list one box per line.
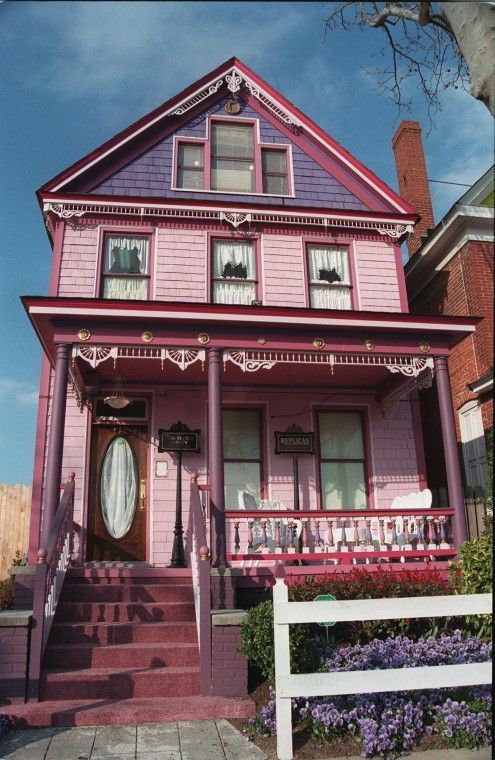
left=323, top=2, right=492, bottom=125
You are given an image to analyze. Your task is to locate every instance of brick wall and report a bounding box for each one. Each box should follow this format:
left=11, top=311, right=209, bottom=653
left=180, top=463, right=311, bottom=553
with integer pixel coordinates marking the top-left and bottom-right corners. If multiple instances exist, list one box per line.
left=0, top=613, right=31, bottom=703
left=211, top=623, right=248, bottom=697
left=11, top=568, right=35, bottom=610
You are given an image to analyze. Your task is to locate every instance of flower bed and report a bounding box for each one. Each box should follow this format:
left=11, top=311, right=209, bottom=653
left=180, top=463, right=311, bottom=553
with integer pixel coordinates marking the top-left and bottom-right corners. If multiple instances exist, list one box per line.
left=248, top=632, right=492, bottom=759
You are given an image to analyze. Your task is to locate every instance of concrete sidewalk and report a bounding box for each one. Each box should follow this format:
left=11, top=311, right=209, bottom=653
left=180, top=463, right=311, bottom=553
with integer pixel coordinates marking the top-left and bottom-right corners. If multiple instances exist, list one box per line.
left=0, top=720, right=266, bottom=760
left=0, top=721, right=491, bottom=760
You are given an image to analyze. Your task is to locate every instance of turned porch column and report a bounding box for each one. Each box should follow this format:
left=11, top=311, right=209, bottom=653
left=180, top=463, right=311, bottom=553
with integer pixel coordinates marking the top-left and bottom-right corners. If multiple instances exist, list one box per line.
left=208, top=347, right=225, bottom=567
left=434, top=355, right=467, bottom=546
left=41, top=343, right=70, bottom=546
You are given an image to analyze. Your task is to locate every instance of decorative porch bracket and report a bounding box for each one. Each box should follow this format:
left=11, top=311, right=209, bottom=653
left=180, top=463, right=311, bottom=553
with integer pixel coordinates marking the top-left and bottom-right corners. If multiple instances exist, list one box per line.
left=72, top=345, right=206, bottom=370
left=223, top=349, right=434, bottom=379
left=380, top=367, right=434, bottom=416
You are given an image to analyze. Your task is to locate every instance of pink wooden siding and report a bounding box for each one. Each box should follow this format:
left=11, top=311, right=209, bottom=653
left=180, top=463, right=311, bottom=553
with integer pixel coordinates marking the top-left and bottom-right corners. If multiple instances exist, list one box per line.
left=154, top=229, right=207, bottom=302
left=262, top=236, right=306, bottom=307
left=58, top=226, right=99, bottom=297
left=148, top=388, right=420, bottom=564
left=355, top=240, right=402, bottom=312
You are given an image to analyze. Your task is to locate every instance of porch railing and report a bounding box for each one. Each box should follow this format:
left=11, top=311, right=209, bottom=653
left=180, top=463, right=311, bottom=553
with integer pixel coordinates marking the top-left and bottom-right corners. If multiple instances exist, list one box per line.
left=225, top=508, right=457, bottom=565
left=28, top=472, right=75, bottom=700
left=189, top=476, right=212, bottom=695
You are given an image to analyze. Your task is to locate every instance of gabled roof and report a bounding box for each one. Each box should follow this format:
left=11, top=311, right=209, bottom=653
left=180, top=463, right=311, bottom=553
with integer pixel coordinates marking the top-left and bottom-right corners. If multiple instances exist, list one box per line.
left=38, top=57, right=414, bottom=216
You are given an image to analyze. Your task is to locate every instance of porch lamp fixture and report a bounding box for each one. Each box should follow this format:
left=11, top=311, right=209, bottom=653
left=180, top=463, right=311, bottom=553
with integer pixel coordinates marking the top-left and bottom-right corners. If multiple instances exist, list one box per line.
left=104, top=377, right=132, bottom=410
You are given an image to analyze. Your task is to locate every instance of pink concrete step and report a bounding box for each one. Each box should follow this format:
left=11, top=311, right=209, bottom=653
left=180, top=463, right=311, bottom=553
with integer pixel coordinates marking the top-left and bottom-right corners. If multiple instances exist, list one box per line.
left=7, top=695, right=256, bottom=728
left=43, top=642, right=200, bottom=669
left=41, top=665, right=200, bottom=700
left=65, top=568, right=192, bottom=585
left=54, top=601, right=195, bottom=623
left=59, top=583, right=194, bottom=603
left=50, top=620, right=197, bottom=645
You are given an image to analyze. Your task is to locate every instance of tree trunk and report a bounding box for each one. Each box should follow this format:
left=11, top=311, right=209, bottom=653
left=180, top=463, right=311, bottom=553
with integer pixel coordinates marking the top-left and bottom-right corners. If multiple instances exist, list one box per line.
left=441, top=2, right=495, bottom=115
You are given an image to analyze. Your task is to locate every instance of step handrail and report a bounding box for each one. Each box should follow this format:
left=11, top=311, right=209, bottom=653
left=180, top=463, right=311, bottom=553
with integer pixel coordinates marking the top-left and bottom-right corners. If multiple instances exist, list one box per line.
left=28, top=472, right=76, bottom=700
left=189, top=475, right=212, bottom=695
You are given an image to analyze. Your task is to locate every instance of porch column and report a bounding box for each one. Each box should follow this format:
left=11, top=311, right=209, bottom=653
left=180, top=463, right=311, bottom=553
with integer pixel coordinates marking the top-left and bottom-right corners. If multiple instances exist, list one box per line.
left=41, top=343, right=70, bottom=546
left=434, top=355, right=467, bottom=546
left=208, top=347, right=225, bottom=567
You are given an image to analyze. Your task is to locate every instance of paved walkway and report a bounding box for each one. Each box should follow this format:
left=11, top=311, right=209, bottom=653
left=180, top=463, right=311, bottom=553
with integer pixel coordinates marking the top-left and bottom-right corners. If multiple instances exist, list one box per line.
left=0, top=721, right=266, bottom=760
left=0, top=721, right=491, bottom=760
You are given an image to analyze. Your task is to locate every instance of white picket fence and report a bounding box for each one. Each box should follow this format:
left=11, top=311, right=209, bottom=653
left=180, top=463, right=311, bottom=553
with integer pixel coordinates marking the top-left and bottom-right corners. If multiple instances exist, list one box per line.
left=273, top=572, right=492, bottom=760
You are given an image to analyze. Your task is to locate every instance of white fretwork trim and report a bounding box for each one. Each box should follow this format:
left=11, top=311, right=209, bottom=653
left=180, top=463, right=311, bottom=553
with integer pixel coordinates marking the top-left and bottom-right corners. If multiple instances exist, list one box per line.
left=73, top=345, right=206, bottom=371
left=381, top=367, right=434, bottom=416
left=173, top=80, right=223, bottom=115
left=43, top=201, right=410, bottom=239
left=219, top=211, right=252, bottom=228
left=49, top=203, right=86, bottom=220
left=226, top=70, right=242, bottom=93
left=44, top=529, right=71, bottom=649
left=223, top=350, right=434, bottom=377
left=377, top=224, right=414, bottom=239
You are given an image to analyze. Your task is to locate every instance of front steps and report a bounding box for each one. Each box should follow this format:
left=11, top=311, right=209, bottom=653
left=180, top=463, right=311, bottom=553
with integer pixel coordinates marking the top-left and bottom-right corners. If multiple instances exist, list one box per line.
left=7, top=567, right=254, bottom=727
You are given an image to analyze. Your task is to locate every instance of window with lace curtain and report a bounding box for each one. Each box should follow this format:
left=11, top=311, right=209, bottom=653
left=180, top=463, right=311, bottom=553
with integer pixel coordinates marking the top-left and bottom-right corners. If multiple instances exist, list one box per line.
left=212, top=239, right=257, bottom=304
left=101, top=235, right=150, bottom=300
left=306, top=244, right=352, bottom=310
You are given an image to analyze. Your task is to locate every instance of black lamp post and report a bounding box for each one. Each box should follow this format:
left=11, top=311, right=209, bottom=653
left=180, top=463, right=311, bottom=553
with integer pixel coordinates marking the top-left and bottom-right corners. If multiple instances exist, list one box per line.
left=158, top=420, right=201, bottom=569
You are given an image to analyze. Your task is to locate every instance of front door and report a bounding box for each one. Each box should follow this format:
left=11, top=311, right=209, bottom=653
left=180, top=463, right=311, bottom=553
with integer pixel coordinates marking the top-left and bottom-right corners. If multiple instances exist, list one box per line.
left=88, top=427, right=147, bottom=561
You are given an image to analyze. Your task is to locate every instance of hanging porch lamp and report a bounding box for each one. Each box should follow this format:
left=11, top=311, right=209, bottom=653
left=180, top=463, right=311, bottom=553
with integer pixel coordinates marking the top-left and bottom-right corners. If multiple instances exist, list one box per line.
left=104, top=377, right=132, bottom=410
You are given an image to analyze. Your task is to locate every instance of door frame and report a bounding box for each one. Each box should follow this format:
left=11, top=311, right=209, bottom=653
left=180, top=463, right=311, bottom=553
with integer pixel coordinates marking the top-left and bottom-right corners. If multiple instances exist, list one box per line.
left=84, top=396, right=151, bottom=562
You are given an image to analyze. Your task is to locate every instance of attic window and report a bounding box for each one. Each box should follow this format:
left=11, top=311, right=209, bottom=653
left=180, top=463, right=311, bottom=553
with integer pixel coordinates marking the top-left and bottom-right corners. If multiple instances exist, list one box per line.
left=174, top=117, right=291, bottom=197
left=307, top=244, right=352, bottom=310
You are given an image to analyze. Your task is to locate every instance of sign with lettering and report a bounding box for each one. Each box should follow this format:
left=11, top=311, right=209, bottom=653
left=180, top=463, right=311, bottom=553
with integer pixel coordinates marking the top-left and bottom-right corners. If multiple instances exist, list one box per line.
left=274, top=431, right=314, bottom=455
left=158, top=429, right=201, bottom=453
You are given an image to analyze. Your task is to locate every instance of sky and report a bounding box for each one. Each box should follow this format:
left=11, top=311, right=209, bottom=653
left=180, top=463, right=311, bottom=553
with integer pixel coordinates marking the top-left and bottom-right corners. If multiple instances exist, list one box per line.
left=0, top=1, right=493, bottom=484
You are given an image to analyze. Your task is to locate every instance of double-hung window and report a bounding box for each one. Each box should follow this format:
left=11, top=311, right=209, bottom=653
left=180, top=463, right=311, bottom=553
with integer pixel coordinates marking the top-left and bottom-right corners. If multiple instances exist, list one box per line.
left=307, top=244, right=352, bottom=310
left=211, top=122, right=255, bottom=192
left=101, top=235, right=150, bottom=300
left=261, top=148, right=288, bottom=194
left=223, top=409, right=262, bottom=509
left=212, top=239, right=257, bottom=304
left=318, top=411, right=367, bottom=510
left=176, top=143, right=204, bottom=190
left=175, top=119, right=290, bottom=196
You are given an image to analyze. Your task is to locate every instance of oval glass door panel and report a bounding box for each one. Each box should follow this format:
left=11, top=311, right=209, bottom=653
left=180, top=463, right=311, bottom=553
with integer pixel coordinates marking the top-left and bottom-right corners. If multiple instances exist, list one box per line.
left=100, top=436, right=137, bottom=539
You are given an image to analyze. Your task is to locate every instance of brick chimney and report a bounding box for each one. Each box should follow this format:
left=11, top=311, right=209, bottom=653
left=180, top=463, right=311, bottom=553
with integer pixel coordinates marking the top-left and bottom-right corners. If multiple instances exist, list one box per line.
left=392, top=121, right=435, bottom=258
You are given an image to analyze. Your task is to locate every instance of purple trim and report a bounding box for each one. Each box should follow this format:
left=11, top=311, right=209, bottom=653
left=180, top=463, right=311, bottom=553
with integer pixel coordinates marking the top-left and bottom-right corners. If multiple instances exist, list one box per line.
left=434, top=356, right=467, bottom=545
left=208, top=347, right=225, bottom=567
left=41, top=343, right=70, bottom=545
left=28, top=356, right=51, bottom=563
left=394, top=244, right=409, bottom=312
left=411, top=390, right=428, bottom=489
left=48, top=220, right=65, bottom=296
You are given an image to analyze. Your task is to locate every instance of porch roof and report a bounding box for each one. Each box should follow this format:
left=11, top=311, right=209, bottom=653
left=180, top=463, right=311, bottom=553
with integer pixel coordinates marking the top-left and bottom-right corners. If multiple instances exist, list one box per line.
left=22, top=297, right=478, bottom=408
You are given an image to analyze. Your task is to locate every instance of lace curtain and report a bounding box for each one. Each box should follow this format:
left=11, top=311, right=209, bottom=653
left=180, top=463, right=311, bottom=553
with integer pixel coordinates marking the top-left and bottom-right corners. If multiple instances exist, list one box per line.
left=308, top=245, right=351, bottom=310
left=103, top=236, right=149, bottom=300
left=213, top=241, right=256, bottom=304
left=100, top=437, right=137, bottom=539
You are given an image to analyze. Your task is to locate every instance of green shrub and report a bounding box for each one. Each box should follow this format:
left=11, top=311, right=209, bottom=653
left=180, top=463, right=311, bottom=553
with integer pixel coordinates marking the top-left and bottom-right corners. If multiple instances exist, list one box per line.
left=0, top=575, right=14, bottom=611
left=452, top=528, right=492, bottom=637
left=288, top=566, right=455, bottom=643
left=238, top=599, right=313, bottom=679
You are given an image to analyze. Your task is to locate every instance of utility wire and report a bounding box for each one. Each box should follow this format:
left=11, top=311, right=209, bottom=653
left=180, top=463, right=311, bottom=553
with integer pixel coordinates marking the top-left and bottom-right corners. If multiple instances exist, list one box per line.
left=428, top=179, right=472, bottom=187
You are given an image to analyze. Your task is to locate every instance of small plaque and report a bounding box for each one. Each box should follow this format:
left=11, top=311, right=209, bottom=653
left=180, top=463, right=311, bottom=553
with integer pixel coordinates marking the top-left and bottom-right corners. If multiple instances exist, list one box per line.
left=158, top=429, right=201, bottom=453
left=275, top=430, right=314, bottom=454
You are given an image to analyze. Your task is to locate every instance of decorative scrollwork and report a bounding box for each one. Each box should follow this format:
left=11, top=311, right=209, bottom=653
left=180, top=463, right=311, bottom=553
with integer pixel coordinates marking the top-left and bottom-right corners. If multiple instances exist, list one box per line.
left=166, top=349, right=205, bottom=370
left=219, top=211, right=252, bottom=229
left=47, top=203, right=86, bottom=220
left=173, top=80, right=223, bottom=116
left=73, top=345, right=118, bottom=368
left=377, top=224, right=414, bottom=239
left=226, top=70, right=242, bottom=93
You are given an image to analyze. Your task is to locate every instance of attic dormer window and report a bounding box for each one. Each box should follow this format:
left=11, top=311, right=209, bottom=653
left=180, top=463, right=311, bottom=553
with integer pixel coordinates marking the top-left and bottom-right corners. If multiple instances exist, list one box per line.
left=211, top=123, right=255, bottom=192
left=307, top=244, right=352, bottom=310
left=173, top=117, right=292, bottom=197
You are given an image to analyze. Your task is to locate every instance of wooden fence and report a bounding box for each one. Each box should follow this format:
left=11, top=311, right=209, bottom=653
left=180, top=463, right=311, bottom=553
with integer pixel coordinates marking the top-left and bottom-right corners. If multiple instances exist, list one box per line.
left=273, top=568, right=492, bottom=760
left=0, top=484, right=32, bottom=579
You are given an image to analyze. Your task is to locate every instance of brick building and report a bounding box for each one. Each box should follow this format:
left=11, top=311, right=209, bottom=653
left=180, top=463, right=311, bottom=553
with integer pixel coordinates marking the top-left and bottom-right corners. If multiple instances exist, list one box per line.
left=393, top=121, right=494, bottom=495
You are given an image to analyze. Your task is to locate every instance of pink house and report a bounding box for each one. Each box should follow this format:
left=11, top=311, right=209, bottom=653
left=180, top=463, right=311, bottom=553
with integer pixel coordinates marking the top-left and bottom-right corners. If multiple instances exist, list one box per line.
left=3, top=59, right=477, bottom=723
